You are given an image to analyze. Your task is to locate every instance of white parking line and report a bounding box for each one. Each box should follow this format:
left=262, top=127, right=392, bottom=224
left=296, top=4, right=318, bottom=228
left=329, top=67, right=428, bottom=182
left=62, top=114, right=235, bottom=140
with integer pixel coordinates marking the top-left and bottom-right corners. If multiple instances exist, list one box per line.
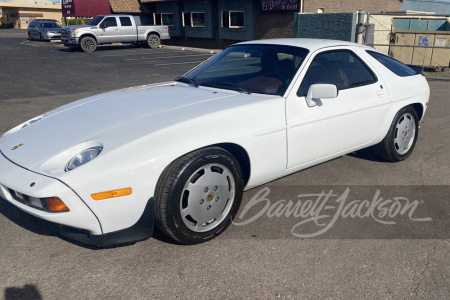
left=125, top=54, right=212, bottom=61
left=154, top=61, right=204, bottom=66
left=99, top=50, right=190, bottom=57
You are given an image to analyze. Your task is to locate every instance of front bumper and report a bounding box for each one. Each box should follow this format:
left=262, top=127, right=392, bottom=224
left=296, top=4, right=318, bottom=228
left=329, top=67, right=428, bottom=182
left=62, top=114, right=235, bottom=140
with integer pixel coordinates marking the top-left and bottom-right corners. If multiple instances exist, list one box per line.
left=62, top=37, right=79, bottom=46
left=44, top=32, right=61, bottom=40
left=0, top=151, right=102, bottom=234
left=0, top=151, right=155, bottom=247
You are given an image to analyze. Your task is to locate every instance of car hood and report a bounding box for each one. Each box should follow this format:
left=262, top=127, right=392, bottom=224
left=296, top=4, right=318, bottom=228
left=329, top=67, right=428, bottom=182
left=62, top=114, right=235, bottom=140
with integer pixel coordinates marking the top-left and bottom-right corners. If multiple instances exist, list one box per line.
left=44, top=28, right=62, bottom=32
left=0, top=83, right=237, bottom=168
left=62, top=25, right=92, bottom=30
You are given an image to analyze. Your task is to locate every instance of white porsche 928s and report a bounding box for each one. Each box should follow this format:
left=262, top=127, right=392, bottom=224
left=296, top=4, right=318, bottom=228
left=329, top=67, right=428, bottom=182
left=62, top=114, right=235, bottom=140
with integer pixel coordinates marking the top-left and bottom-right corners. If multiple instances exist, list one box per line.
left=0, top=39, right=430, bottom=246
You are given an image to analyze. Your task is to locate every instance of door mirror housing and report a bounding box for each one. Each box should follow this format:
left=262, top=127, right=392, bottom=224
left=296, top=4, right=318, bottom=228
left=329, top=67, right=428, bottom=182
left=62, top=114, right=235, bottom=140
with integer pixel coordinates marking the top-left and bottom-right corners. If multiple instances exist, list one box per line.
left=306, top=84, right=338, bottom=107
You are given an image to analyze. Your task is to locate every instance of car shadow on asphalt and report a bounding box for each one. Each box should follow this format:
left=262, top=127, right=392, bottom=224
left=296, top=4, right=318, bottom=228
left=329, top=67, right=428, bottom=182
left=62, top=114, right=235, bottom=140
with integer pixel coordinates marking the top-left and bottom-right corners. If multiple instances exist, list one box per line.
left=57, top=44, right=139, bottom=53
left=4, top=284, right=42, bottom=300
left=347, top=147, right=385, bottom=162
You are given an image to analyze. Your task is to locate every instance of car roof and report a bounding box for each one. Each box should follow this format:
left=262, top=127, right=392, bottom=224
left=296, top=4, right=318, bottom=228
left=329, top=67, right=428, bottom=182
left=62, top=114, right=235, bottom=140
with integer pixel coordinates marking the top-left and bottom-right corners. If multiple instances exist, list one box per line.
left=236, top=38, right=374, bottom=52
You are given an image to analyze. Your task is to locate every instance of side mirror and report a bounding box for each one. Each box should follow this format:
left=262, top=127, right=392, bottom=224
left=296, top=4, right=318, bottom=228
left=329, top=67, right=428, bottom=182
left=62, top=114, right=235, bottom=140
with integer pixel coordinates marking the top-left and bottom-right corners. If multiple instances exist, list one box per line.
left=306, top=84, right=338, bottom=107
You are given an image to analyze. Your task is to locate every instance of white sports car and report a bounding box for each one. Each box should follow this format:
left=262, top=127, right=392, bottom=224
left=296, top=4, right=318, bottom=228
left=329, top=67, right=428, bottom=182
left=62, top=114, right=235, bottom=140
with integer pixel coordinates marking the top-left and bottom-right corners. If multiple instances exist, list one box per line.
left=0, top=39, right=429, bottom=246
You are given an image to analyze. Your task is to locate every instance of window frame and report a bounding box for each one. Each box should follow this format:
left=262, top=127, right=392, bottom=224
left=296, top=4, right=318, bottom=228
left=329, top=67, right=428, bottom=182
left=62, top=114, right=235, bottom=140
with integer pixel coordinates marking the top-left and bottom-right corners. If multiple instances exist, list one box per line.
left=160, top=12, right=174, bottom=26
left=297, top=49, right=379, bottom=97
left=190, top=11, right=206, bottom=28
left=222, top=10, right=245, bottom=29
left=101, top=17, right=118, bottom=28
left=119, top=16, right=133, bottom=27
left=366, top=50, right=419, bottom=77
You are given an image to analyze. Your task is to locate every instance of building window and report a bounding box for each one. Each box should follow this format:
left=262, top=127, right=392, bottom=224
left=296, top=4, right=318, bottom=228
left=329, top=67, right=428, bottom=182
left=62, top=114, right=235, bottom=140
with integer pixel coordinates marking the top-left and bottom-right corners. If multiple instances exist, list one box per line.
left=317, top=8, right=324, bottom=13
left=182, top=12, right=191, bottom=27
left=191, top=12, right=206, bottom=27
left=222, top=11, right=244, bottom=29
left=161, top=13, right=174, bottom=26
left=153, top=13, right=161, bottom=25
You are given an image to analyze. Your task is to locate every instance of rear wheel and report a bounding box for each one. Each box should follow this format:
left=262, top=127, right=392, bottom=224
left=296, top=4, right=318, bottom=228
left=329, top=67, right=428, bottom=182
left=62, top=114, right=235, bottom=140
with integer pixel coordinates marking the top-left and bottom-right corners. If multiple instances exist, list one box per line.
left=80, top=36, right=97, bottom=53
left=373, top=106, right=419, bottom=162
left=155, top=147, right=244, bottom=245
left=146, top=34, right=160, bottom=49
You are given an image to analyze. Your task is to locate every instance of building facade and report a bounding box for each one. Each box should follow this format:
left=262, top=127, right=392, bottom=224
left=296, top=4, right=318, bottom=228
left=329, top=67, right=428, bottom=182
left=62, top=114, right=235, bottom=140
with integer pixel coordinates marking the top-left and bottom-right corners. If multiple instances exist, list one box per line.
left=0, top=2, right=62, bottom=29
left=107, top=0, right=403, bottom=48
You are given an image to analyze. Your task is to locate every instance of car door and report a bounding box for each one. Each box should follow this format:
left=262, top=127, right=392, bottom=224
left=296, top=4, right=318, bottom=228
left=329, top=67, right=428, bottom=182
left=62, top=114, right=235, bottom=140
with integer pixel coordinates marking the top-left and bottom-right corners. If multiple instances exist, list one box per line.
left=98, top=17, right=120, bottom=44
left=285, top=47, right=390, bottom=169
left=119, top=16, right=135, bottom=43
left=31, top=22, right=38, bottom=38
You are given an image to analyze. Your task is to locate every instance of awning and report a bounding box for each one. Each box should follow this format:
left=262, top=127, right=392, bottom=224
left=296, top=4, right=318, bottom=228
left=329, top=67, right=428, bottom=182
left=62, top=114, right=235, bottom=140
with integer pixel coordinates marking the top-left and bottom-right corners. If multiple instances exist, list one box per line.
left=62, top=0, right=112, bottom=18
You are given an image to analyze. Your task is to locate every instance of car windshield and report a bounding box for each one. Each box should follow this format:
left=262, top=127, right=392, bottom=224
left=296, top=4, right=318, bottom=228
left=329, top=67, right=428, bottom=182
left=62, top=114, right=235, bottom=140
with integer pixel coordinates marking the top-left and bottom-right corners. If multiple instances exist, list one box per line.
left=40, top=22, right=60, bottom=28
left=182, top=44, right=310, bottom=96
left=87, top=16, right=105, bottom=26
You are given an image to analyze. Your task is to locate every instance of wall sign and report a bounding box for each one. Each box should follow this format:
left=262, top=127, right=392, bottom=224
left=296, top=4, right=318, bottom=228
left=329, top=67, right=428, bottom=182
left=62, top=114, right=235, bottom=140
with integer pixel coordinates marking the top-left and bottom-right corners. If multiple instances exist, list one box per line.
left=261, top=0, right=300, bottom=12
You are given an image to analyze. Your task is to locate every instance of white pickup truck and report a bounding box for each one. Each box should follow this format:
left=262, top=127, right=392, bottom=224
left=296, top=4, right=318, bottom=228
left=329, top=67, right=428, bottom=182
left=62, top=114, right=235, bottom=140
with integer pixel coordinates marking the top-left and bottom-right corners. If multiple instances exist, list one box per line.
left=61, top=14, right=170, bottom=52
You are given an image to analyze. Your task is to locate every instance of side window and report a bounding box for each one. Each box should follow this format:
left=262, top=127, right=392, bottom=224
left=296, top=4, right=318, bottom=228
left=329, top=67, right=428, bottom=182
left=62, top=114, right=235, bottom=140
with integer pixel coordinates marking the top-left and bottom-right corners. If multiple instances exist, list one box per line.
left=366, top=51, right=418, bottom=77
left=102, top=17, right=117, bottom=28
left=119, top=17, right=132, bottom=27
left=298, top=50, right=377, bottom=97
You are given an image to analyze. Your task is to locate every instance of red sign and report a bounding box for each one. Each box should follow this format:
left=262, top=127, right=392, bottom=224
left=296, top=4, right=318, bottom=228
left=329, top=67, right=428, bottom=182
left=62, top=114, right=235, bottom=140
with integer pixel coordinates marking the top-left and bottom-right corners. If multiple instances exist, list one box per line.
left=62, top=0, right=111, bottom=18
left=261, top=0, right=300, bottom=12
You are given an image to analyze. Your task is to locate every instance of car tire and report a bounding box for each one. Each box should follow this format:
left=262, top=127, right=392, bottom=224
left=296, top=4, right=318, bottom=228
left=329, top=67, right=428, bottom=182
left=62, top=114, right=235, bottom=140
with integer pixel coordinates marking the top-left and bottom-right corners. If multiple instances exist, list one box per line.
left=79, top=37, right=97, bottom=53
left=28, top=32, right=32, bottom=41
left=39, top=33, right=44, bottom=42
left=155, top=147, right=244, bottom=245
left=146, top=34, right=160, bottom=49
left=372, top=105, right=419, bottom=162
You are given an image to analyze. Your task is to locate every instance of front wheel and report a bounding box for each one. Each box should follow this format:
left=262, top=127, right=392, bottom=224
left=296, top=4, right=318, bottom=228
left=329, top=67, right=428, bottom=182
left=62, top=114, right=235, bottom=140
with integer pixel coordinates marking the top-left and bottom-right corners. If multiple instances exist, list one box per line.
left=80, top=36, right=97, bottom=53
left=372, top=106, right=419, bottom=162
left=39, top=33, right=44, bottom=42
left=28, top=32, right=32, bottom=41
left=146, top=34, right=160, bottom=49
left=155, top=147, right=244, bottom=245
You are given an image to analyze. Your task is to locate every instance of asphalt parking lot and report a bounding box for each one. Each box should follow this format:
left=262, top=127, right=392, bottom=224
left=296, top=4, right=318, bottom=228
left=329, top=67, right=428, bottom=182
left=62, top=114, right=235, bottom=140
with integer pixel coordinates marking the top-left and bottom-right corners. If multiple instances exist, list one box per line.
left=1, top=29, right=450, bottom=300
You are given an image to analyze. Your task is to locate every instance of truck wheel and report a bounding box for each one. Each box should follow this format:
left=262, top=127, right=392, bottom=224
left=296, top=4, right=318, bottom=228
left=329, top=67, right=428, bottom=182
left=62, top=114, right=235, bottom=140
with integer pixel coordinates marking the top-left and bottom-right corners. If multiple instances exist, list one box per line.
left=80, top=37, right=97, bottom=53
left=146, top=34, right=160, bottom=49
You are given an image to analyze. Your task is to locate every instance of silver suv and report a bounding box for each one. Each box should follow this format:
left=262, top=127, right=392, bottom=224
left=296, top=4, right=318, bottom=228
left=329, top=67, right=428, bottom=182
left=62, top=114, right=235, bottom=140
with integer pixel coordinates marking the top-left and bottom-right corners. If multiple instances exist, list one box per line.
left=28, top=20, right=62, bottom=42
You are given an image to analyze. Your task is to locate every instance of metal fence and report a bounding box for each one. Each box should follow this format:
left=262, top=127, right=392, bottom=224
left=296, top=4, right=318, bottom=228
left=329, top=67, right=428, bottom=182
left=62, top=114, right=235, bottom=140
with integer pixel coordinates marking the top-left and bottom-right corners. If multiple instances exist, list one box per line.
left=366, top=13, right=450, bottom=80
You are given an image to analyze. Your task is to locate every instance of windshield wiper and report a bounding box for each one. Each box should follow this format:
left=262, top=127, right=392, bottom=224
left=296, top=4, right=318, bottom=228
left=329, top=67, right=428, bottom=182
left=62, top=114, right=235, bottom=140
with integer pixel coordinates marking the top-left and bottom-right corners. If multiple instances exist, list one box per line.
left=175, top=76, right=198, bottom=88
left=201, top=81, right=251, bottom=94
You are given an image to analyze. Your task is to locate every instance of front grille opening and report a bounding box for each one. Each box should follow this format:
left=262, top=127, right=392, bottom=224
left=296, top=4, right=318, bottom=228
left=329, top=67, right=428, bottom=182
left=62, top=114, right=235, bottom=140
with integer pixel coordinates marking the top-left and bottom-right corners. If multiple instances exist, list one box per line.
left=8, top=188, right=47, bottom=211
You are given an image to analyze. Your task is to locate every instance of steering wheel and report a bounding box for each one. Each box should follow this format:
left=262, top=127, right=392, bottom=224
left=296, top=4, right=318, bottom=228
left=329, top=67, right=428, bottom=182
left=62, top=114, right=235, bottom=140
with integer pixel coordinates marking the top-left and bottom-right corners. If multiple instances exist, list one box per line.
left=264, top=71, right=287, bottom=83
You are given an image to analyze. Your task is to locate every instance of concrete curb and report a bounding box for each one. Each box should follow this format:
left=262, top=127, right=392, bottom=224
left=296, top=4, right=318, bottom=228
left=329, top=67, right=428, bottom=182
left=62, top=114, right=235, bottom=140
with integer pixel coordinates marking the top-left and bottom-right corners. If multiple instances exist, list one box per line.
left=160, top=45, right=221, bottom=54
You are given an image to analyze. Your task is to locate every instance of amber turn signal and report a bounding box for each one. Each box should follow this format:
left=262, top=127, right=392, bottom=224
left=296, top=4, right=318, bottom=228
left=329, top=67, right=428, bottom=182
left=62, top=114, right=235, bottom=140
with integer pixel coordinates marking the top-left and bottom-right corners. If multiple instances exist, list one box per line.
left=91, top=188, right=132, bottom=201
left=45, top=197, right=70, bottom=212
